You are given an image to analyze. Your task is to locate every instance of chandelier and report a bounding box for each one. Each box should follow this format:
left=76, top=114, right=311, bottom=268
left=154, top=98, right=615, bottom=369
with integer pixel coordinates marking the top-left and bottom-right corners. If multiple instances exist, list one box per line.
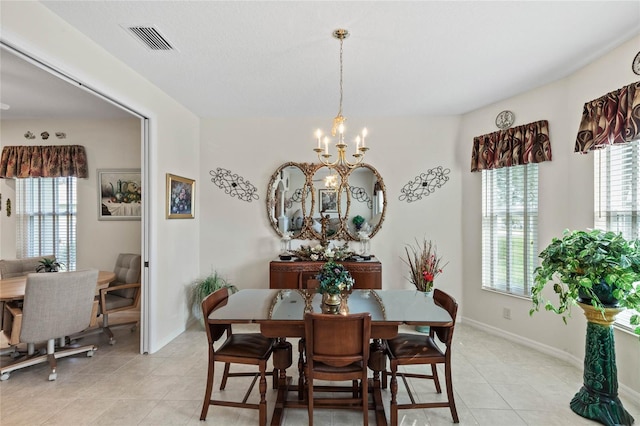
left=313, top=29, right=369, bottom=169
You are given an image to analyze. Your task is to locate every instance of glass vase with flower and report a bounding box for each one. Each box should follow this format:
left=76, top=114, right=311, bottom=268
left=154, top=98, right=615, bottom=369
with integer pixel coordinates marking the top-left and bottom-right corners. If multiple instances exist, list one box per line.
left=315, top=260, right=354, bottom=313
left=403, top=238, right=448, bottom=331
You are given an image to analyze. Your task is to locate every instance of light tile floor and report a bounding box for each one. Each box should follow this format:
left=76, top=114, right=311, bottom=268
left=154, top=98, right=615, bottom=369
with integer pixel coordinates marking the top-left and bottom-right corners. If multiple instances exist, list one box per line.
left=1, top=319, right=638, bottom=425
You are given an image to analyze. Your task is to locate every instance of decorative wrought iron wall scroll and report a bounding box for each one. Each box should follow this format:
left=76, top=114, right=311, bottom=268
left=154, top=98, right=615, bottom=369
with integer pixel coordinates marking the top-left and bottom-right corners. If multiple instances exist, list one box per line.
left=348, top=186, right=372, bottom=209
left=210, top=168, right=259, bottom=202
left=289, top=187, right=310, bottom=203
left=398, top=166, right=450, bottom=203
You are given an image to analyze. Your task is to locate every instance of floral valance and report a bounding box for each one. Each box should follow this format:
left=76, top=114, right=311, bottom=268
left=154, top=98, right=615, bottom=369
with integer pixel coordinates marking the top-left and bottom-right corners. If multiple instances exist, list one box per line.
left=0, top=145, right=88, bottom=178
left=574, top=81, right=640, bottom=153
left=470, top=120, right=551, bottom=172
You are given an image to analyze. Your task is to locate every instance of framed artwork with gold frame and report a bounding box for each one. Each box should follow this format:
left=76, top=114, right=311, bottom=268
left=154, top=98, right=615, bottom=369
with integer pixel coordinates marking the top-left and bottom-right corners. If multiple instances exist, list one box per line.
left=166, top=173, right=195, bottom=219
left=318, top=188, right=338, bottom=213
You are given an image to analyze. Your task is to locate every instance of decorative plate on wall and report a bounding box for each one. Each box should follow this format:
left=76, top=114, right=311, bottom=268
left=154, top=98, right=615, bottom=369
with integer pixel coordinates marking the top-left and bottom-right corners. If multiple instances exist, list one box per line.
left=495, top=110, right=515, bottom=130
left=633, top=51, right=640, bottom=76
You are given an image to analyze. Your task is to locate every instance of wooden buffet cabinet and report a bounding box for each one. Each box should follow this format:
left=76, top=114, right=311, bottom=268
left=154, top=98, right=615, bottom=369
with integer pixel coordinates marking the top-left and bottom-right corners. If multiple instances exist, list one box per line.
left=269, top=259, right=382, bottom=289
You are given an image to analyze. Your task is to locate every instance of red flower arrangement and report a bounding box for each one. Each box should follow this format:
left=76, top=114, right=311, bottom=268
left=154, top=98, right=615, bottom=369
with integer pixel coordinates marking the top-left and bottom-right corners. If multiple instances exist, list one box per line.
left=403, top=238, right=448, bottom=292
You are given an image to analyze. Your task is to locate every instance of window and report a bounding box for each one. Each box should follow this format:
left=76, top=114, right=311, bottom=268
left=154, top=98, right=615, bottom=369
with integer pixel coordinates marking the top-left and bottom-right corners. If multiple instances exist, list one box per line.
left=16, top=177, right=77, bottom=270
left=594, top=140, right=640, bottom=332
left=482, top=164, right=538, bottom=297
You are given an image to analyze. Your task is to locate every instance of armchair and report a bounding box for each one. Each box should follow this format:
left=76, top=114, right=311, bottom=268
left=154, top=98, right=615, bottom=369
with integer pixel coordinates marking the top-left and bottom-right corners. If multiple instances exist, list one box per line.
left=98, top=253, right=141, bottom=345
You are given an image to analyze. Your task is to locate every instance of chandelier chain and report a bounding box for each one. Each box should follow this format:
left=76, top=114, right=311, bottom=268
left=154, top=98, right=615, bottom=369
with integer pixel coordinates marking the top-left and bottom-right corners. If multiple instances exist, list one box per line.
left=338, top=36, right=344, bottom=118
left=314, top=28, right=368, bottom=169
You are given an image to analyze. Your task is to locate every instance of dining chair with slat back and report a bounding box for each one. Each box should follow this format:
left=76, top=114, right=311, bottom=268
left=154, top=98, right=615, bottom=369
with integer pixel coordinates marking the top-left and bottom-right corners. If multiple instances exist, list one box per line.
left=200, top=287, right=276, bottom=425
left=304, top=312, right=371, bottom=426
left=384, top=288, right=459, bottom=424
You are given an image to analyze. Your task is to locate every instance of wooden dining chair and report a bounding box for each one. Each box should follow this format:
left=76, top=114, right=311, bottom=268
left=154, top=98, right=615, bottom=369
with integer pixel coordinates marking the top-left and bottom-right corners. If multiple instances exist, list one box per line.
left=200, top=287, right=276, bottom=425
left=303, top=312, right=371, bottom=426
left=385, top=288, right=459, bottom=424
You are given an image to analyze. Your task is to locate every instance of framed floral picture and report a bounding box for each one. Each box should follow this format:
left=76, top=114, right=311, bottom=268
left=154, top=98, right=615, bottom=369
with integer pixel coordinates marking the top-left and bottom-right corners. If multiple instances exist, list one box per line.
left=319, top=189, right=338, bottom=213
left=166, top=173, right=195, bottom=219
left=97, top=169, right=142, bottom=221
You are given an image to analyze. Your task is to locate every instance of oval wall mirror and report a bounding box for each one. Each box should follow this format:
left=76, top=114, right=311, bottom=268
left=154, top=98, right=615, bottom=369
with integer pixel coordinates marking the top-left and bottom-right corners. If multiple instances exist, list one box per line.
left=266, top=162, right=386, bottom=241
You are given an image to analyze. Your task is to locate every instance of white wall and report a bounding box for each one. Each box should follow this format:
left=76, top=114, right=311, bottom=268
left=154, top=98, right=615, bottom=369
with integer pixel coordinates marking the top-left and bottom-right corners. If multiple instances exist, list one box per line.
left=460, top=35, right=640, bottom=396
left=1, top=2, right=201, bottom=353
left=199, top=116, right=464, bottom=306
left=0, top=118, right=141, bottom=270
left=3, top=2, right=637, bottom=393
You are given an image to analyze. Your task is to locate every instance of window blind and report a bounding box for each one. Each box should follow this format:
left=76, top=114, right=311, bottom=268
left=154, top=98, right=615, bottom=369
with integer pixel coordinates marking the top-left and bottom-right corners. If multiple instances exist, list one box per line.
left=16, top=177, right=77, bottom=270
left=594, top=141, right=640, bottom=331
left=482, top=164, right=538, bottom=296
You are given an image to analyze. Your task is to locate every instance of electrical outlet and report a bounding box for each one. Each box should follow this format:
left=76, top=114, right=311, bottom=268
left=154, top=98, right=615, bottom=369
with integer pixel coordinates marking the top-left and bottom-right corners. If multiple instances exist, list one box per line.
left=503, top=308, right=511, bottom=320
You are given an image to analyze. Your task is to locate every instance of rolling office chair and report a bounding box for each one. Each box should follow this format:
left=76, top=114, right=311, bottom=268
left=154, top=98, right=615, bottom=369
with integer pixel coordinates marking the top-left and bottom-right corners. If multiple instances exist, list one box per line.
left=0, top=270, right=99, bottom=381
left=98, top=253, right=141, bottom=344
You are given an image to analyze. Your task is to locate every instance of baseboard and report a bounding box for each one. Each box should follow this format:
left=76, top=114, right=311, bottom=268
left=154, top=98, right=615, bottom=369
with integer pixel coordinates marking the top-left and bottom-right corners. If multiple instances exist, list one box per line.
left=460, top=316, right=640, bottom=403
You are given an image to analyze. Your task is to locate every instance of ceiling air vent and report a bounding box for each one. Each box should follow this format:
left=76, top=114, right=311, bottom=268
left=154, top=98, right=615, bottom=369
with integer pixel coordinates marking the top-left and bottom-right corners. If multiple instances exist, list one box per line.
left=125, top=25, right=175, bottom=51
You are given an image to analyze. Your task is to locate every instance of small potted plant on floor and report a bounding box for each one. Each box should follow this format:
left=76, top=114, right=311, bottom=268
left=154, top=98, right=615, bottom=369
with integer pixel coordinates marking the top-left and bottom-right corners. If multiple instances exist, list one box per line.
left=191, top=271, right=237, bottom=324
left=530, top=228, right=640, bottom=334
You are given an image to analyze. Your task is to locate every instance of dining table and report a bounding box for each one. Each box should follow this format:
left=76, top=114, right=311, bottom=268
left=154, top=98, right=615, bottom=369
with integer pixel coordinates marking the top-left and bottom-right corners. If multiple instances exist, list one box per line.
left=208, top=288, right=454, bottom=426
left=0, top=270, right=117, bottom=301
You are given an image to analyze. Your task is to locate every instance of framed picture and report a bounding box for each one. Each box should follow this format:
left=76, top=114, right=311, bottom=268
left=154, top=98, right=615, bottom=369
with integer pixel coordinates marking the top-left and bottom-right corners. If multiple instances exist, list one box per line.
left=167, top=173, right=195, bottom=219
left=97, top=169, right=142, bottom=221
left=319, top=189, right=338, bottom=213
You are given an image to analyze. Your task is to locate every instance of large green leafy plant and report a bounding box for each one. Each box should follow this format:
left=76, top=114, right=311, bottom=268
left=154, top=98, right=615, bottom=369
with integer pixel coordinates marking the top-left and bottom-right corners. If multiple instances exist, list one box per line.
left=530, top=229, right=640, bottom=335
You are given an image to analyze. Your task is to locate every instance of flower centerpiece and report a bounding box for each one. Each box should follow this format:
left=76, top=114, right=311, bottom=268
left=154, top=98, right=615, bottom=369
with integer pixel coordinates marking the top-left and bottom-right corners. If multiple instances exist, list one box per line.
left=291, top=241, right=355, bottom=262
left=316, top=260, right=354, bottom=295
left=403, top=238, right=448, bottom=293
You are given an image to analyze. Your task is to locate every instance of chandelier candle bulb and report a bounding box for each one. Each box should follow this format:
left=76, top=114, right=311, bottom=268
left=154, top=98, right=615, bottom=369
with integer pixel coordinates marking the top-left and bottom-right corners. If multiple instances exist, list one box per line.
left=324, top=137, right=329, bottom=155
left=361, top=128, right=367, bottom=148
left=316, top=129, right=322, bottom=149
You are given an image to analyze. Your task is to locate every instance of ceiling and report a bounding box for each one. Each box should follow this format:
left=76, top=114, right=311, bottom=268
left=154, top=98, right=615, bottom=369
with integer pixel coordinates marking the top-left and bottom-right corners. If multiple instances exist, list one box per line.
left=1, top=1, right=640, bottom=120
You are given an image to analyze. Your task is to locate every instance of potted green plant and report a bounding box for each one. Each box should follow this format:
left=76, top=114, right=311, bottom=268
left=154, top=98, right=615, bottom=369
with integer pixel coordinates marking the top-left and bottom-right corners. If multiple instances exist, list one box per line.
left=191, top=271, right=237, bottom=322
left=352, top=215, right=365, bottom=231
left=530, top=229, right=640, bottom=335
left=35, top=257, right=64, bottom=273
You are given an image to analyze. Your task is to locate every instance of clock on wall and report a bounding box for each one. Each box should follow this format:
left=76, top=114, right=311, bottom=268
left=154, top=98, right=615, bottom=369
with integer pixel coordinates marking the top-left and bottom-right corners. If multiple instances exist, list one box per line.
left=495, top=110, right=515, bottom=130
left=633, top=51, right=640, bottom=76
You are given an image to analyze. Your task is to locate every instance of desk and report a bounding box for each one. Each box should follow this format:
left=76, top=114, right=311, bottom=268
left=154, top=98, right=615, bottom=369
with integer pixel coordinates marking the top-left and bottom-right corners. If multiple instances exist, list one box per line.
left=0, top=270, right=116, bottom=301
left=208, top=289, right=453, bottom=426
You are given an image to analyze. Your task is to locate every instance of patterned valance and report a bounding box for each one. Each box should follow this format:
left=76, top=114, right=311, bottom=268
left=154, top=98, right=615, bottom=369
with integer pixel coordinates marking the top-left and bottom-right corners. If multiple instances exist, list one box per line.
left=574, top=81, right=640, bottom=153
left=0, top=145, right=88, bottom=178
left=470, top=120, right=551, bottom=172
